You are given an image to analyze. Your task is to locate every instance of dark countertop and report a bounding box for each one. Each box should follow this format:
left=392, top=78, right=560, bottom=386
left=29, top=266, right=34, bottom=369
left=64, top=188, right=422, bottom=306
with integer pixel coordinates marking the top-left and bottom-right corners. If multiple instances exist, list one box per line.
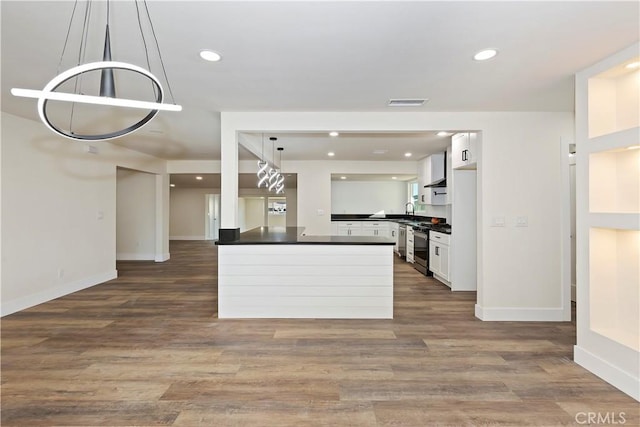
left=216, top=226, right=396, bottom=245
left=330, top=215, right=452, bottom=234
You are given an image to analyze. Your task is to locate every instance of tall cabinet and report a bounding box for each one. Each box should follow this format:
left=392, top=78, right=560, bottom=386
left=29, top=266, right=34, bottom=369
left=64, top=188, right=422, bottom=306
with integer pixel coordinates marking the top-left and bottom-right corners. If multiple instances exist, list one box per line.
left=574, top=43, right=639, bottom=401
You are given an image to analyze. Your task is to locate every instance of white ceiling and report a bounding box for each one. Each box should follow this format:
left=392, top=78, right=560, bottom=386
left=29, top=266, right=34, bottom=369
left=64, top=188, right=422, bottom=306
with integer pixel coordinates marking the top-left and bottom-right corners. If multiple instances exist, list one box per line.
left=1, top=1, right=638, bottom=161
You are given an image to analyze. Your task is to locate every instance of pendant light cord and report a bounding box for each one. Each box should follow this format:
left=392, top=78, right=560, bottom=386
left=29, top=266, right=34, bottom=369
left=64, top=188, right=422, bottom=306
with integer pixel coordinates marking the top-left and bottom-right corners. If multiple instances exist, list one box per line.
left=57, top=0, right=79, bottom=74
left=134, top=0, right=156, bottom=97
left=142, top=0, right=178, bottom=105
left=69, top=0, right=93, bottom=133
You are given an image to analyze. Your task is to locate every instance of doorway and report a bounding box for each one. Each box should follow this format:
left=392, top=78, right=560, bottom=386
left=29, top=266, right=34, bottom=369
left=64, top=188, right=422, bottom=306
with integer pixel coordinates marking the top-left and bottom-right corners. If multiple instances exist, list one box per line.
left=268, top=197, right=286, bottom=227
left=205, top=194, right=220, bottom=240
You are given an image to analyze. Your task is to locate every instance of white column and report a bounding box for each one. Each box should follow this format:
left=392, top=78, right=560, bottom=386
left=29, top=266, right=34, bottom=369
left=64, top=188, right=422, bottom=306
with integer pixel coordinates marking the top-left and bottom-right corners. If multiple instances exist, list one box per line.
left=155, top=173, right=170, bottom=262
left=220, top=121, right=239, bottom=231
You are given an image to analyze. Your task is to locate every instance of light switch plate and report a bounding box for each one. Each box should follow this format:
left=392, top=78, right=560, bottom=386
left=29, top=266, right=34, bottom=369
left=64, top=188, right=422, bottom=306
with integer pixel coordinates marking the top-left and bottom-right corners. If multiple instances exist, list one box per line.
left=516, top=216, right=528, bottom=227
left=317, top=209, right=324, bottom=216
left=492, top=216, right=505, bottom=227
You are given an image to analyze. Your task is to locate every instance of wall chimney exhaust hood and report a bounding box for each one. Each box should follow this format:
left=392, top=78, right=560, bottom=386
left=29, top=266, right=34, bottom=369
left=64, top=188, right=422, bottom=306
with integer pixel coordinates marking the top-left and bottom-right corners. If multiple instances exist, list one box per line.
left=422, top=152, right=446, bottom=188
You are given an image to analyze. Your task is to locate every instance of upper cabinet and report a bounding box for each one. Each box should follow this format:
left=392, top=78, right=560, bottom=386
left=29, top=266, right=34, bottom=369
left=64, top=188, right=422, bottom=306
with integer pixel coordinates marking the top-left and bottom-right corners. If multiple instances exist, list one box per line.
left=452, top=132, right=478, bottom=170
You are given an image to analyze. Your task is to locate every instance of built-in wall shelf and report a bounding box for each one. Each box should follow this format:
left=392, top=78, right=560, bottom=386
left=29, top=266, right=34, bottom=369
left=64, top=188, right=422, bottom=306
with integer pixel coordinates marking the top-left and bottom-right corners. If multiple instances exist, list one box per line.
left=589, top=227, right=639, bottom=351
left=589, top=147, right=640, bottom=214
left=589, top=213, right=640, bottom=230
left=587, top=57, right=639, bottom=139
left=575, top=42, right=640, bottom=401
left=588, top=127, right=639, bottom=152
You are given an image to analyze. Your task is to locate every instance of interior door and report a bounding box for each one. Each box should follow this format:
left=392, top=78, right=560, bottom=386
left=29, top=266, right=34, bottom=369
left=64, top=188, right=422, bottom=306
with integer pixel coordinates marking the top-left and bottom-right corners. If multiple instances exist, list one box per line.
left=205, top=194, right=220, bottom=240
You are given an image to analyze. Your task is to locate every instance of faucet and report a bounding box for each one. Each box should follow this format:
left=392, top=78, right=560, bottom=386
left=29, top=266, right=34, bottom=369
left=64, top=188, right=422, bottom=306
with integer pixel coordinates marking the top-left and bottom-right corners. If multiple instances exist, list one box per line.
left=405, top=202, right=415, bottom=217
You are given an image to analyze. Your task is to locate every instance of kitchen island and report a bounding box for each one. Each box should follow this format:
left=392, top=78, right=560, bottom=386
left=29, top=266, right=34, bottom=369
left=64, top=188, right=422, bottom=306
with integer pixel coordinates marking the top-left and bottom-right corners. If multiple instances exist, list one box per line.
left=216, top=227, right=395, bottom=319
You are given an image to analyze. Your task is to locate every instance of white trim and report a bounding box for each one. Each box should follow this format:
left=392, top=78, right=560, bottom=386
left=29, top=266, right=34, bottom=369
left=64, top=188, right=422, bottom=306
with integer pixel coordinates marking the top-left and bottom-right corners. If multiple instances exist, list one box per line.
left=560, top=136, right=574, bottom=321
left=475, top=304, right=566, bottom=321
left=155, top=253, right=170, bottom=263
left=1, top=270, right=117, bottom=317
left=574, top=345, right=640, bottom=401
left=116, top=253, right=156, bottom=261
left=169, top=235, right=206, bottom=241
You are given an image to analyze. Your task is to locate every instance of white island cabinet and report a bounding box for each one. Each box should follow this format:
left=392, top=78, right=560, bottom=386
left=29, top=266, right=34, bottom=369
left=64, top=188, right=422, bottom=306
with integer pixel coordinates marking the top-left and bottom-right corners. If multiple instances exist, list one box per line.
left=217, top=227, right=395, bottom=319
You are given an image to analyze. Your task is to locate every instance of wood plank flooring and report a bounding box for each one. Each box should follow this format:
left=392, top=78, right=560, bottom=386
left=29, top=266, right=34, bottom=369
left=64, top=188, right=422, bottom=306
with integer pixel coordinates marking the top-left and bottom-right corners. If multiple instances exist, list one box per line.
left=2, top=240, right=638, bottom=426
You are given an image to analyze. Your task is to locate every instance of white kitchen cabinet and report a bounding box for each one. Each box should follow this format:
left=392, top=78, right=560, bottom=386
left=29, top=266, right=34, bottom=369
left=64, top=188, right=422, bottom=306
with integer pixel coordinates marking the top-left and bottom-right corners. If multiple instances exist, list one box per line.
left=406, top=227, right=415, bottom=263
left=451, top=132, right=478, bottom=170
left=361, top=222, right=389, bottom=237
left=389, top=222, right=399, bottom=252
left=429, top=231, right=450, bottom=284
left=419, top=186, right=447, bottom=205
left=336, top=221, right=362, bottom=236
left=449, top=169, right=477, bottom=291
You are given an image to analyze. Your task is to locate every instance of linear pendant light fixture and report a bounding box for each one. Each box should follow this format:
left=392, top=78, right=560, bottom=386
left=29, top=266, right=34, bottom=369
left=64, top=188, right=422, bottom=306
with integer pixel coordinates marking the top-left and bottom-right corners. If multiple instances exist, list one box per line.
left=267, top=137, right=279, bottom=192
left=275, top=147, right=285, bottom=194
left=257, top=134, right=269, bottom=188
left=11, top=0, right=181, bottom=141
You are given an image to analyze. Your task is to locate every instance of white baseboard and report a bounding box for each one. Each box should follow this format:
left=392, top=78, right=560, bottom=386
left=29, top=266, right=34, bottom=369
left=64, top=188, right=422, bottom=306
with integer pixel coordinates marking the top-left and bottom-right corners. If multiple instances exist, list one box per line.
left=116, top=252, right=156, bottom=261
left=1, top=270, right=118, bottom=317
left=574, top=345, right=640, bottom=401
left=571, top=284, right=576, bottom=302
left=169, top=236, right=205, bottom=240
left=155, top=252, right=170, bottom=262
left=475, top=304, right=566, bottom=321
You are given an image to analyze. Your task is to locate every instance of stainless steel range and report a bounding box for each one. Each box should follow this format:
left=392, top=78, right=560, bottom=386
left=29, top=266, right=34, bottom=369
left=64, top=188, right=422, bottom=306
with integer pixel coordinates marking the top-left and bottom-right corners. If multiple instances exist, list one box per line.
left=412, top=226, right=430, bottom=276
left=412, top=222, right=451, bottom=276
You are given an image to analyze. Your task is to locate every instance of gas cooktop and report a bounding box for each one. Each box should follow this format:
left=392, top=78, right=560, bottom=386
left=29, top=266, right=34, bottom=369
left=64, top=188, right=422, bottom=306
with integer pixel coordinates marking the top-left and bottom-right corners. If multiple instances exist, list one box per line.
left=412, top=223, right=452, bottom=234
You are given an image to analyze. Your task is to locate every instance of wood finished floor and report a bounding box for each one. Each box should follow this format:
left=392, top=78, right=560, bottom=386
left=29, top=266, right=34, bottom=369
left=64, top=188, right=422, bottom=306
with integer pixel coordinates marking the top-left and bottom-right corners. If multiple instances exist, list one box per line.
left=1, top=240, right=638, bottom=426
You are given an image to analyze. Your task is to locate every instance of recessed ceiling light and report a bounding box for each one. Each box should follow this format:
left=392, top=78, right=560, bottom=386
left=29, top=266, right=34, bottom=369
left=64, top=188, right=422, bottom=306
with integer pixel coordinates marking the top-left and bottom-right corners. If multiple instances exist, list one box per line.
left=340, top=176, right=347, bottom=180
left=170, top=184, right=176, bottom=187
left=199, top=50, right=221, bottom=62
left=625, top=61, right=640, bottom=69
left=437, top=131, right=452, bottom=137
left=195, top=176, right=203, bottom=180
left=473, top=49, right=498, bottom=61
left=329, top=131, right=339, bottom=137
left=392, top=176, right=397, bottom=180
left=627, top=145, right=640, bottom=150
left=327, top=152, right=335, bottom=157
left=404, top=152, right=412, bottom=157
left=388, top=99, right=427, bottom=107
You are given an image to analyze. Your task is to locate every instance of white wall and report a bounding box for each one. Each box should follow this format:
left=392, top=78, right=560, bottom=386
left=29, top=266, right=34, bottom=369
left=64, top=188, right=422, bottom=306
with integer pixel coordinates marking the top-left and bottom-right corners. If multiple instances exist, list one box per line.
left=169, top=188, right=213, bottom=240
left=220, top=111, right=574, bottom=321
left=331, top=180, right=406, bottom=214
left=1, top=113, right=167, bottom=316
left=168, top=188, right=295, bottom=237
left=116, top=169, right=156, bottom=260
left=243, top=197, right=266, bottom=231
